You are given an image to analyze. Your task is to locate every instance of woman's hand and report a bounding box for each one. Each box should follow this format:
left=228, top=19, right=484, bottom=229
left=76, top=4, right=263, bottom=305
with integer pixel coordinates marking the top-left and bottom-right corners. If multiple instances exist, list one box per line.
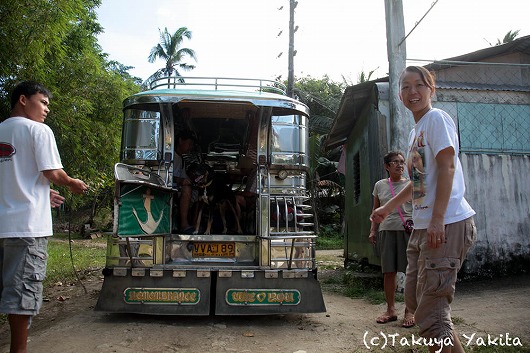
left=370, top=206, right=389, bottom=223
left=427, top=219, right=445, bottom=248
left=368, top=231, right=377, bottom=245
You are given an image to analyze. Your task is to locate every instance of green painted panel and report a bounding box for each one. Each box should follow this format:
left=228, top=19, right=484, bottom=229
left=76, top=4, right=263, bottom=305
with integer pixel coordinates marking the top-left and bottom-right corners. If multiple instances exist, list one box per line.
left=124, top=288, right=200, bottom=305
left=118, top=184, right=171, bottom=236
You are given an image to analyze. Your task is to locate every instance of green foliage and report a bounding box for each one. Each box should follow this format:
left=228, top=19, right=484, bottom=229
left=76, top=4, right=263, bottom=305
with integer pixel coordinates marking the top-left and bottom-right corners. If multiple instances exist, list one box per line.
left=309, top=133, right=345, bottom=228
left=144, top=27, right=197, bottom=88
left=92, top=206, right=113, bottom=231
left=316, top=224, right=343, bottom=250
left=278, top=76, right=346, bottom=232
left=0, top=0, right=140, bottom=214
left=496, top=29, right=520, bottom=45
left=289, top=75, right=345, bottom=135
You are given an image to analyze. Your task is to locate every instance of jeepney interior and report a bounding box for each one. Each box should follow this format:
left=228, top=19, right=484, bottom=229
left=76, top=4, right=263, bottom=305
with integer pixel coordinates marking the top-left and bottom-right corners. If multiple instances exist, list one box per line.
left=172, top=103, right=259, bottom=236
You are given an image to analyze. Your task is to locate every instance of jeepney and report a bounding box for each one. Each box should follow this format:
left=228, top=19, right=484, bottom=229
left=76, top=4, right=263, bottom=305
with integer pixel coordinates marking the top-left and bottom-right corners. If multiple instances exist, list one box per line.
left=95, top=76, right=326, bottom=315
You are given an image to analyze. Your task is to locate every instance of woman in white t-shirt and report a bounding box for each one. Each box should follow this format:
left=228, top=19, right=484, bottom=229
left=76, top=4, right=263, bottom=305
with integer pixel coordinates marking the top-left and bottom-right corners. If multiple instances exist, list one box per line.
left=371, top=66, right=476, bottom=353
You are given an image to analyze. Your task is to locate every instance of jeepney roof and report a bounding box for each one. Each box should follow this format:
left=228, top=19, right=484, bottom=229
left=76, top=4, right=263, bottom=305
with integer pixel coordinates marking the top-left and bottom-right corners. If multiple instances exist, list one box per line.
left=124, top=88, right=309, bottom=115
left=124, top=73, right=312, bottom=116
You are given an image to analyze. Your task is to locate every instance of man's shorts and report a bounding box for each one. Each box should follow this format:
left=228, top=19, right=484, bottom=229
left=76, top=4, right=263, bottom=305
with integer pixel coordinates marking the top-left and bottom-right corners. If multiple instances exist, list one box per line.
left=0, top=237, right=48, bottom=316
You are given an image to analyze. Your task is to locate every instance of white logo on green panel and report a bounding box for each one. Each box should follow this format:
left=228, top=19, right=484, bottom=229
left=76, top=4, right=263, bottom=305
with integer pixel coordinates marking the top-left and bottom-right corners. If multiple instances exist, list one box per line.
left=132, top=188, right=164, bottom=234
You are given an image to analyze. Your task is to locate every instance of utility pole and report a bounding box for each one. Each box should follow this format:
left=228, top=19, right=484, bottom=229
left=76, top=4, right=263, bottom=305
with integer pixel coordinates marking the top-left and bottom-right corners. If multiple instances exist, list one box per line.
left=287, top=0, right=297, bottom=97
left=384, top=0, right=412, bottom=152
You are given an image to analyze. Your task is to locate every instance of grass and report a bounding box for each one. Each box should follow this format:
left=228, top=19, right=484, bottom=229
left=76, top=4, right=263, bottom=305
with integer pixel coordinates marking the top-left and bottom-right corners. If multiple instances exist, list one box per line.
left=316, top=223, right=343, bottom=250
left=45, top=233, right=106, bottom=285
left=320, top=264, right=390, bottom=306
left=316, top=235, right=343, bottom=250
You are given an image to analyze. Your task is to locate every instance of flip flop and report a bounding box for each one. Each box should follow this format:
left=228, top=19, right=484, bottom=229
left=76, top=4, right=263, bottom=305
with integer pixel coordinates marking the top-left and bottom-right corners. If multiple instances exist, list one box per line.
left=376, top=314, right=398, bottom=324
left=402, top=316, right=415, bottom=328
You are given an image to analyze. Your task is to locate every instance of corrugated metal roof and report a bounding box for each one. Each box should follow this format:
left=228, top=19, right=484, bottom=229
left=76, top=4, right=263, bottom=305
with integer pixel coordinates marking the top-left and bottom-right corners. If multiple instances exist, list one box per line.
left=325, top=79, right=388, bottom=150
left=425, top=35, right=530, bottom=71
left=437, top=81, right=530, bottom=92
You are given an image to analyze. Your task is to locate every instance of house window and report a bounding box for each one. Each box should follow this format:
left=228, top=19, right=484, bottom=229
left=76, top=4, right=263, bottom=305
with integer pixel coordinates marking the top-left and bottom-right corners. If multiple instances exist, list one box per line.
left=352, top=152, right=361, bottom=204
left=458, top=102, right=530, bottom=154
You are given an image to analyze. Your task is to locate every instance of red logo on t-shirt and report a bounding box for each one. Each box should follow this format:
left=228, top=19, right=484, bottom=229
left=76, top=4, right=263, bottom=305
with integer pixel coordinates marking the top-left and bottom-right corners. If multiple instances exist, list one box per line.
left=0, top=142, right=15, bottom=158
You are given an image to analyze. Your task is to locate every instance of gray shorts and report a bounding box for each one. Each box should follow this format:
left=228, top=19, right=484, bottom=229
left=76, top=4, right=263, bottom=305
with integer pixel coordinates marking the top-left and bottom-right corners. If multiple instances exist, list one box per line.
left=0, top=237, right=48, bottom=316
left=377, top=230, right=410, bottom=273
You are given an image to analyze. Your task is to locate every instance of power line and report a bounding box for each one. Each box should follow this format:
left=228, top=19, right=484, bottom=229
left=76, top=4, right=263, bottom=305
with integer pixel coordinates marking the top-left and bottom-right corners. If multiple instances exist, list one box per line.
left=399, top=0, right=439, bottom=46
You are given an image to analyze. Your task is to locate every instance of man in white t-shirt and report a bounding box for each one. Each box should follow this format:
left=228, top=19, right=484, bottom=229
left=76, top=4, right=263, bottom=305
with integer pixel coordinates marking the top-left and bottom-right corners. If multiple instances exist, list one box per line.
left=0, top=81, right=88, bottom=352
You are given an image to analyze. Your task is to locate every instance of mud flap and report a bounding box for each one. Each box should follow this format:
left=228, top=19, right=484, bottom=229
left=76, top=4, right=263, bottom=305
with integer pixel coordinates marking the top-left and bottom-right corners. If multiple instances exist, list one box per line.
left=95, top=268, right=211, bottom=315
left=214, top=270, right=326, bottom=315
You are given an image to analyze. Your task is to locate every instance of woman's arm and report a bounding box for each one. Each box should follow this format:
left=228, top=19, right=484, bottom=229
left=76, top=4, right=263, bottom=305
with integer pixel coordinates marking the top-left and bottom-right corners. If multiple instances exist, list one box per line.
left=370, top=181, right=412, bottom=223
left=428, top=146, right=455, bottom=248
left=369, top=195, right=381, bottom=245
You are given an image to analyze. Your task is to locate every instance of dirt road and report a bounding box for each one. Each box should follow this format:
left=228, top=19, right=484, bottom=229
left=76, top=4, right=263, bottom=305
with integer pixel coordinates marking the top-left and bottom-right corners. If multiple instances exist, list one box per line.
left=1, top=250, right=529, bottom=353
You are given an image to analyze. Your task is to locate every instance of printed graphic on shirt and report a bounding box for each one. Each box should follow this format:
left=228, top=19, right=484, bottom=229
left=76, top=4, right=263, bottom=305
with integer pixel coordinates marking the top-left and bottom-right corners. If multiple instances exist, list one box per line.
left=0, top=142, right=15, bottom=162
left=407, top=131, right=427, bottom=209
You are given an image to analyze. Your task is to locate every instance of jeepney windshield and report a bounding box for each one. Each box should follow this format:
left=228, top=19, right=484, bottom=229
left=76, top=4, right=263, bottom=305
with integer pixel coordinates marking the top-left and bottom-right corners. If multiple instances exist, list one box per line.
left=122, top=109, right=160, bottom=163
left=270, top=114, right=308, bottom=167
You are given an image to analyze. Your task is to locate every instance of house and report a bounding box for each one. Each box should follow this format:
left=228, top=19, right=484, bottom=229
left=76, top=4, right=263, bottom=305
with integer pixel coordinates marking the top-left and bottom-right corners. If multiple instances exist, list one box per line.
left=326, top=35, right=530, bottom=275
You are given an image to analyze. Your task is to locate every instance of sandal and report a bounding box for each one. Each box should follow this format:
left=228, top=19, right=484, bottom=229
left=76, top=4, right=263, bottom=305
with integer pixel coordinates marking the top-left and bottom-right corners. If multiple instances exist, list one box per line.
left=402, top=314, right=415, bottom=328
left=376, top=314, right=398, bottom=324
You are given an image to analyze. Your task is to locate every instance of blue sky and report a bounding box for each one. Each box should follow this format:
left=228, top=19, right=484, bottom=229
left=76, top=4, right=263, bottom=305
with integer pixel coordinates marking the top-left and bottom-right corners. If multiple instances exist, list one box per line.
left=96, top=0, right=530, bottom=83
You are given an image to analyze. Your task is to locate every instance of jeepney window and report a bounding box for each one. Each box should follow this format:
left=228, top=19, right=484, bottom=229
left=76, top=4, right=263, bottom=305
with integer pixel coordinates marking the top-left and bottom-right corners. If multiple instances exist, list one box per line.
left=270, top=114, right=309, bottom=167
left=122, top=109, right=160, bottom=162
left=272, top=115, right=300, bottom=124
left=271, top=125, right=300, bottom=152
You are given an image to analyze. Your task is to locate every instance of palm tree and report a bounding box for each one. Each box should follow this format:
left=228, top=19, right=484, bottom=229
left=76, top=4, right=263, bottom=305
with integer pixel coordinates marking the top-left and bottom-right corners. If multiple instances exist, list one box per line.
left=496, top=30, right=520, bottom=45
left=145, top=27, right=197, bottom=88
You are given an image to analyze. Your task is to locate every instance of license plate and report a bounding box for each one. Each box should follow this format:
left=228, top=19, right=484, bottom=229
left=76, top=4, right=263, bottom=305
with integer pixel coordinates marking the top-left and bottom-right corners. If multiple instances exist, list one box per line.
left=192, top=242, right=235, bottom=257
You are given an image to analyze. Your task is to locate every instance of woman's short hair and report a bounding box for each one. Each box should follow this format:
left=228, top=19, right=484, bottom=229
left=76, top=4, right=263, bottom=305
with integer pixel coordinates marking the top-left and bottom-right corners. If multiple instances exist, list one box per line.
left=383, top=151, right=404, bottom=165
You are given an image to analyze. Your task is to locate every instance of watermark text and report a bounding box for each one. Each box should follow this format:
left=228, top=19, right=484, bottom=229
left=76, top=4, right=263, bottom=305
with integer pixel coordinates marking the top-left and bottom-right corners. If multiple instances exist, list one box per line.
left=363, top=331, right=523, bottom=352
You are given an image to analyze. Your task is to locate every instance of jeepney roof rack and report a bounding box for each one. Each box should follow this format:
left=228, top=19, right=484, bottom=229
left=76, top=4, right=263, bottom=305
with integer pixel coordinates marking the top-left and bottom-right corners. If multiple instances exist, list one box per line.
left=146, top=76, right=287, bottom=95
